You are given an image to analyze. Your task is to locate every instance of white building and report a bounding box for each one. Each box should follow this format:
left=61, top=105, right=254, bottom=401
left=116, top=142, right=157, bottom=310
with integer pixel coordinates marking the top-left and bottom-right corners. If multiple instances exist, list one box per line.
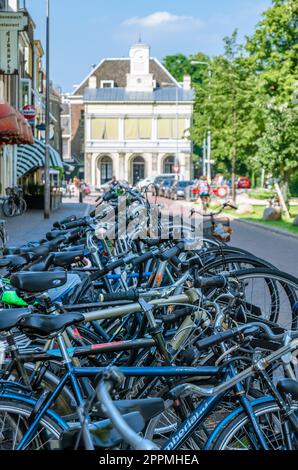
left=68, top=43, right=194, bottom=187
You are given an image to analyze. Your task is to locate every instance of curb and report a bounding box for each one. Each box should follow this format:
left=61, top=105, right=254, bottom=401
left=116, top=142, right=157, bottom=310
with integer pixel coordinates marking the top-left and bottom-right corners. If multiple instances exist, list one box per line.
left=228, top=215, right=298, bottom=241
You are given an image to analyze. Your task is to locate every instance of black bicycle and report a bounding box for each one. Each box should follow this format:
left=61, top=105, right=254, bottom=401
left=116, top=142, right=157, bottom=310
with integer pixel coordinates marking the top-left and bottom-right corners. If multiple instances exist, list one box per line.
left=1, top=187, right=27, bottom=217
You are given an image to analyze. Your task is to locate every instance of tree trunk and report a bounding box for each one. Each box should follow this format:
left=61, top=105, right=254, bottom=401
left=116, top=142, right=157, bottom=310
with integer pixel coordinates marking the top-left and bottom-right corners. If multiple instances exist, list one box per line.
left=231, top=109, right=237, bottom=202
left=231, top=146, right=236, bottom=202
left=281, top=180, right=289, bottom=206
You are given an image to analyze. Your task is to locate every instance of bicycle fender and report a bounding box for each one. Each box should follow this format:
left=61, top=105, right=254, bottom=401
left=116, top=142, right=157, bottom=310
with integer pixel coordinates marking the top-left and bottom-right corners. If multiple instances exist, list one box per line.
left=0, top=391, right=69, bottom=431
left=204, top=396, right=274, bottom=450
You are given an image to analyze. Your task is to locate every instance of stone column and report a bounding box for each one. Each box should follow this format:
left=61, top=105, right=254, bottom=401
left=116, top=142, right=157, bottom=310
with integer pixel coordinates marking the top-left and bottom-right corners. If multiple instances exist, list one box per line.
left=181, top=152, right=192, bottom=180
left=85, top=153, right=92, bottom=186
left=179, top=153, right=186, bottom=181
left=118, top=153, right=125, bottom=180
left=125, top=153, right=133, bottom=182
left=151, top=153, right=158, bottom=176
left=92, top=154, right=99, bottom=188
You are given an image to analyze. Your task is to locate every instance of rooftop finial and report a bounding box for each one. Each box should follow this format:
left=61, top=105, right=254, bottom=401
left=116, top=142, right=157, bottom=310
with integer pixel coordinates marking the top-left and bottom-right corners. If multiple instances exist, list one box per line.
left=138, top=33, right=142, bottom=44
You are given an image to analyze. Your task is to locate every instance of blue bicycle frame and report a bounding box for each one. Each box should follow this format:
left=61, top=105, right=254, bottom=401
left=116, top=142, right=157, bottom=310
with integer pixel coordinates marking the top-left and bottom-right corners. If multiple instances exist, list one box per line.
left=163, top=363, right=269, bottom=450
left=15, top=358, right=269, bottom=450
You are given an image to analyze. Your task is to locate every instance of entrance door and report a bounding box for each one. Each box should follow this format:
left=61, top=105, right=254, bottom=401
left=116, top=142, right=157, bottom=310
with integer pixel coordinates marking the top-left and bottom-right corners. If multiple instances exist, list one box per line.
left=132, top=156, right=145, bottom=185
left=100, top=156, right=112, bottom=184
left=164, top=155, right=175, bottom=174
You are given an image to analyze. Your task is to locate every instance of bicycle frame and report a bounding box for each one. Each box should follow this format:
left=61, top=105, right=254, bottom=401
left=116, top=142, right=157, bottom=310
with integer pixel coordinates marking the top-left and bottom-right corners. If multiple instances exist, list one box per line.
left=14, top=356, right=220, bottom=450
left=162, top=363, right=270, bottom=450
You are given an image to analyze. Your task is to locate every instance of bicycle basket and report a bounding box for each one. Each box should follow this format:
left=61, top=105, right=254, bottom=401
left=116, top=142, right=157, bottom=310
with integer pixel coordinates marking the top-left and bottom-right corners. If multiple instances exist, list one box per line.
left=203, top=216, right=232, bottom=242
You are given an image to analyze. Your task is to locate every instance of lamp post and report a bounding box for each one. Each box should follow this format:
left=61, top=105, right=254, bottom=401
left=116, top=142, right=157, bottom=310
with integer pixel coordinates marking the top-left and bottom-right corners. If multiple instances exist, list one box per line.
left=191, top=61, right=212, bottom=182
left=44, top=0, right=51, bottom=219
left=162, top=82, right=180, bottom=179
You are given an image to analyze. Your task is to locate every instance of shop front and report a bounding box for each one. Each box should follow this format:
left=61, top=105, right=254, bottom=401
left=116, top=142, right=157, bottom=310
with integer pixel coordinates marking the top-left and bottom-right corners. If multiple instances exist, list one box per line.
left=17, top=138, right=63, bottom=210
left=0, top=100, right=34, bottom=195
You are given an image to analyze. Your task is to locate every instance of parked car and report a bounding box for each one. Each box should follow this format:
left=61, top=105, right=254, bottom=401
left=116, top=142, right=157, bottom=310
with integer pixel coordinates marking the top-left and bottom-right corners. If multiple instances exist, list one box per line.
left=136, top=176, right=156, bottom=191
left=152, top=174, right=177, bottom=196
left=237, top=176, right=251, bottom=189
left=169, top=180, right=193, bottom=200
left=160, top=178, right=175, bottom=197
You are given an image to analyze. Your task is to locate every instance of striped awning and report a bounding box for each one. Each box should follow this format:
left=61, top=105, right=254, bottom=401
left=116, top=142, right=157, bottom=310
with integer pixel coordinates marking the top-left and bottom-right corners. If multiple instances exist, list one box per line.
left=17, top=138, right=63, bottom=178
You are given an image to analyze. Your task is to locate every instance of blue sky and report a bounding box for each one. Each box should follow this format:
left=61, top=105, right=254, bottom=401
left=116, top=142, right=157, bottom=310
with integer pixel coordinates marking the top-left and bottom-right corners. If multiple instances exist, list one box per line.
left=26, top=0, right=272, bottom=92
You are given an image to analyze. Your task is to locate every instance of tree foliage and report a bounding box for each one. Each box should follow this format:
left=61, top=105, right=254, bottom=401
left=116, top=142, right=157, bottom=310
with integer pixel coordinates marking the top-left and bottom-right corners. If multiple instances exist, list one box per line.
left=163, top=0, right=298, bottom=191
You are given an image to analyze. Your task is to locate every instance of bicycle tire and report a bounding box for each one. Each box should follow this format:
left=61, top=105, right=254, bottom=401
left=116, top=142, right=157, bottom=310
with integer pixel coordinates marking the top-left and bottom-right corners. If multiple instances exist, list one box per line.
left=207, top=400, right=298, bottom=450
left=17, top=197, right=27, bottom=216
left=2, top=198, right=16, bottom=217
left=231, top=267, right=298, bottom=328
left=0, top=398, right=64, bottom=450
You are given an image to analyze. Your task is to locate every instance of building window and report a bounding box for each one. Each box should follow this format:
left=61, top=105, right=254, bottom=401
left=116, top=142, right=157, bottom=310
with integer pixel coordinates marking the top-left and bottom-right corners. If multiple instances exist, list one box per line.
left=124, top=118, right=152, bottom=140
left=61, top=116, right=70, bottom=135
left=62, top=139, right=70, bottom=159
left=157, top=118, right=185, bottom=139
left=0, top=0, right=7, bottom=10
left=20, top=79, right=32, bottom=107
left=91, top=118, right=118, bottom=140
left=99, top=156, right=113, bottom=184
left=164, top=156, right=175, bottom=174
left=100, top=80, right=114, bottom=88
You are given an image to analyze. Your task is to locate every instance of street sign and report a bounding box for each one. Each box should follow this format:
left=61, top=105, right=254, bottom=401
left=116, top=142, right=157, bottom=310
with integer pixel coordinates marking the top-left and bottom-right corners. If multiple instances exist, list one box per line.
left=217, top=186, right=228, bottom=198
left=173, top=165, right=180, bottom=174
left=22, top=105, right=36, bottom=121
left=0, top=12, right=28, bottom=75
left=39, top=123, right=55, bottom=140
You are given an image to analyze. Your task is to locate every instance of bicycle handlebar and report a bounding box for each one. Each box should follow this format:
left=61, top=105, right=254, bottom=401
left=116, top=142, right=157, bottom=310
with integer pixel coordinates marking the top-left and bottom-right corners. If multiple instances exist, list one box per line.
left=194, top=275, right=227, bottom=290
left=61, top=218, right=88, bottom=230
left=196, top=321, right=296, bottom=352
left=99, top=289, right=140, bottom=303
left=97, top=368, right=159, bottom=450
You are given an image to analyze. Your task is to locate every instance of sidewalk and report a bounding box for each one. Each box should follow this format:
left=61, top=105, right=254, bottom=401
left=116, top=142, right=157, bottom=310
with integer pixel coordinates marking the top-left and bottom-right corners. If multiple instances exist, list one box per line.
left=2, top=197, right=94, bottom=246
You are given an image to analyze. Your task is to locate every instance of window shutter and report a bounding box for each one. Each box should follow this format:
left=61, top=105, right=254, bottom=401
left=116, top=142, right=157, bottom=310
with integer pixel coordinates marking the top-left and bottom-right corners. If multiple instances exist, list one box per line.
left=125, top=119, right=138, bottom=139
left=157, top=119, right=172, bottom=139
left=105, top=119, right=118, bottom=140
left=139, top=119, right=151, bottom=139
left=91, top=119, right=105, bottom=139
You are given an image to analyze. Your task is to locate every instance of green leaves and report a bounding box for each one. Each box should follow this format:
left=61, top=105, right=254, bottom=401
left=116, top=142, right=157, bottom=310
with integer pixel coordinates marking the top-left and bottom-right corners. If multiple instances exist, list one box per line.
left=162, top=1, right=298, bottom=187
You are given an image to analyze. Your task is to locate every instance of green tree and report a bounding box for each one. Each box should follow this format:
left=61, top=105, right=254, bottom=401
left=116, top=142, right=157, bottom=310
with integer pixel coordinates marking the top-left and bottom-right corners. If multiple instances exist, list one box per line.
left=245, top=0, right=298, bottom=198
left=191, top=31, right=256, bottom=200
left=162, top=52, right=210, bottom=85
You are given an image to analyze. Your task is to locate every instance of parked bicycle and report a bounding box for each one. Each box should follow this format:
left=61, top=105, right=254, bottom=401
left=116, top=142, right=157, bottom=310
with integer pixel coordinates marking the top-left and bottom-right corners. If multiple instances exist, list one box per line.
left=0, top=181, right=296, bottom=451
left=1, top=187, right=27, bottom=217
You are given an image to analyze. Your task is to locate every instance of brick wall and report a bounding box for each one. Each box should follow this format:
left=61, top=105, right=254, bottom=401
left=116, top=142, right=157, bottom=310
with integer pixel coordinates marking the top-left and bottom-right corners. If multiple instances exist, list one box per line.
left=70, top=103, right=84, bottom=160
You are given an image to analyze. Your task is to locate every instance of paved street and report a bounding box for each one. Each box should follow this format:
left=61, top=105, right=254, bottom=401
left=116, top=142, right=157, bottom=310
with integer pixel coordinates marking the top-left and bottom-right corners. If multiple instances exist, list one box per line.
left=231, top=220, right=298, bottom=277
left=2, top=193, right=297, bottom=277
left=150, top=195, right=298, bottom=277
left=1, top=197, right=94, bottom=246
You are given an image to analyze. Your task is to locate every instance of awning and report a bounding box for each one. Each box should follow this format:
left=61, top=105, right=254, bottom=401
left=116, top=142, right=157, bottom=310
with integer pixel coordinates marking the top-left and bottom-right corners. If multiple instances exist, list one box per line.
left=17, top=138, right=63, bottom=178
left=0, top=101, right=34, bottom=145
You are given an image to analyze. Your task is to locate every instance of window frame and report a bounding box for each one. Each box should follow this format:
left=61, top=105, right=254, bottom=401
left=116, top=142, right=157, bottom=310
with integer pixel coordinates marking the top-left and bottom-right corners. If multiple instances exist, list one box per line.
left=100, top=80, right=114, bottom=89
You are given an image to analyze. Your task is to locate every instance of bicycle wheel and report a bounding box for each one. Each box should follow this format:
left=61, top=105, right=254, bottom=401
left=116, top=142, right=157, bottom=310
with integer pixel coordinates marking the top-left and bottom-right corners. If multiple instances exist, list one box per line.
left=2, top=199, right=16, bottom=217
left=17, top=197, right=27, bottom=216
left=231, top=268, right=298, bottom=329
left=208, top=401, right=298, bottom=450
left=196, top=254, right=273, bottom=276
left=0, top=399, right=63, bottom=450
